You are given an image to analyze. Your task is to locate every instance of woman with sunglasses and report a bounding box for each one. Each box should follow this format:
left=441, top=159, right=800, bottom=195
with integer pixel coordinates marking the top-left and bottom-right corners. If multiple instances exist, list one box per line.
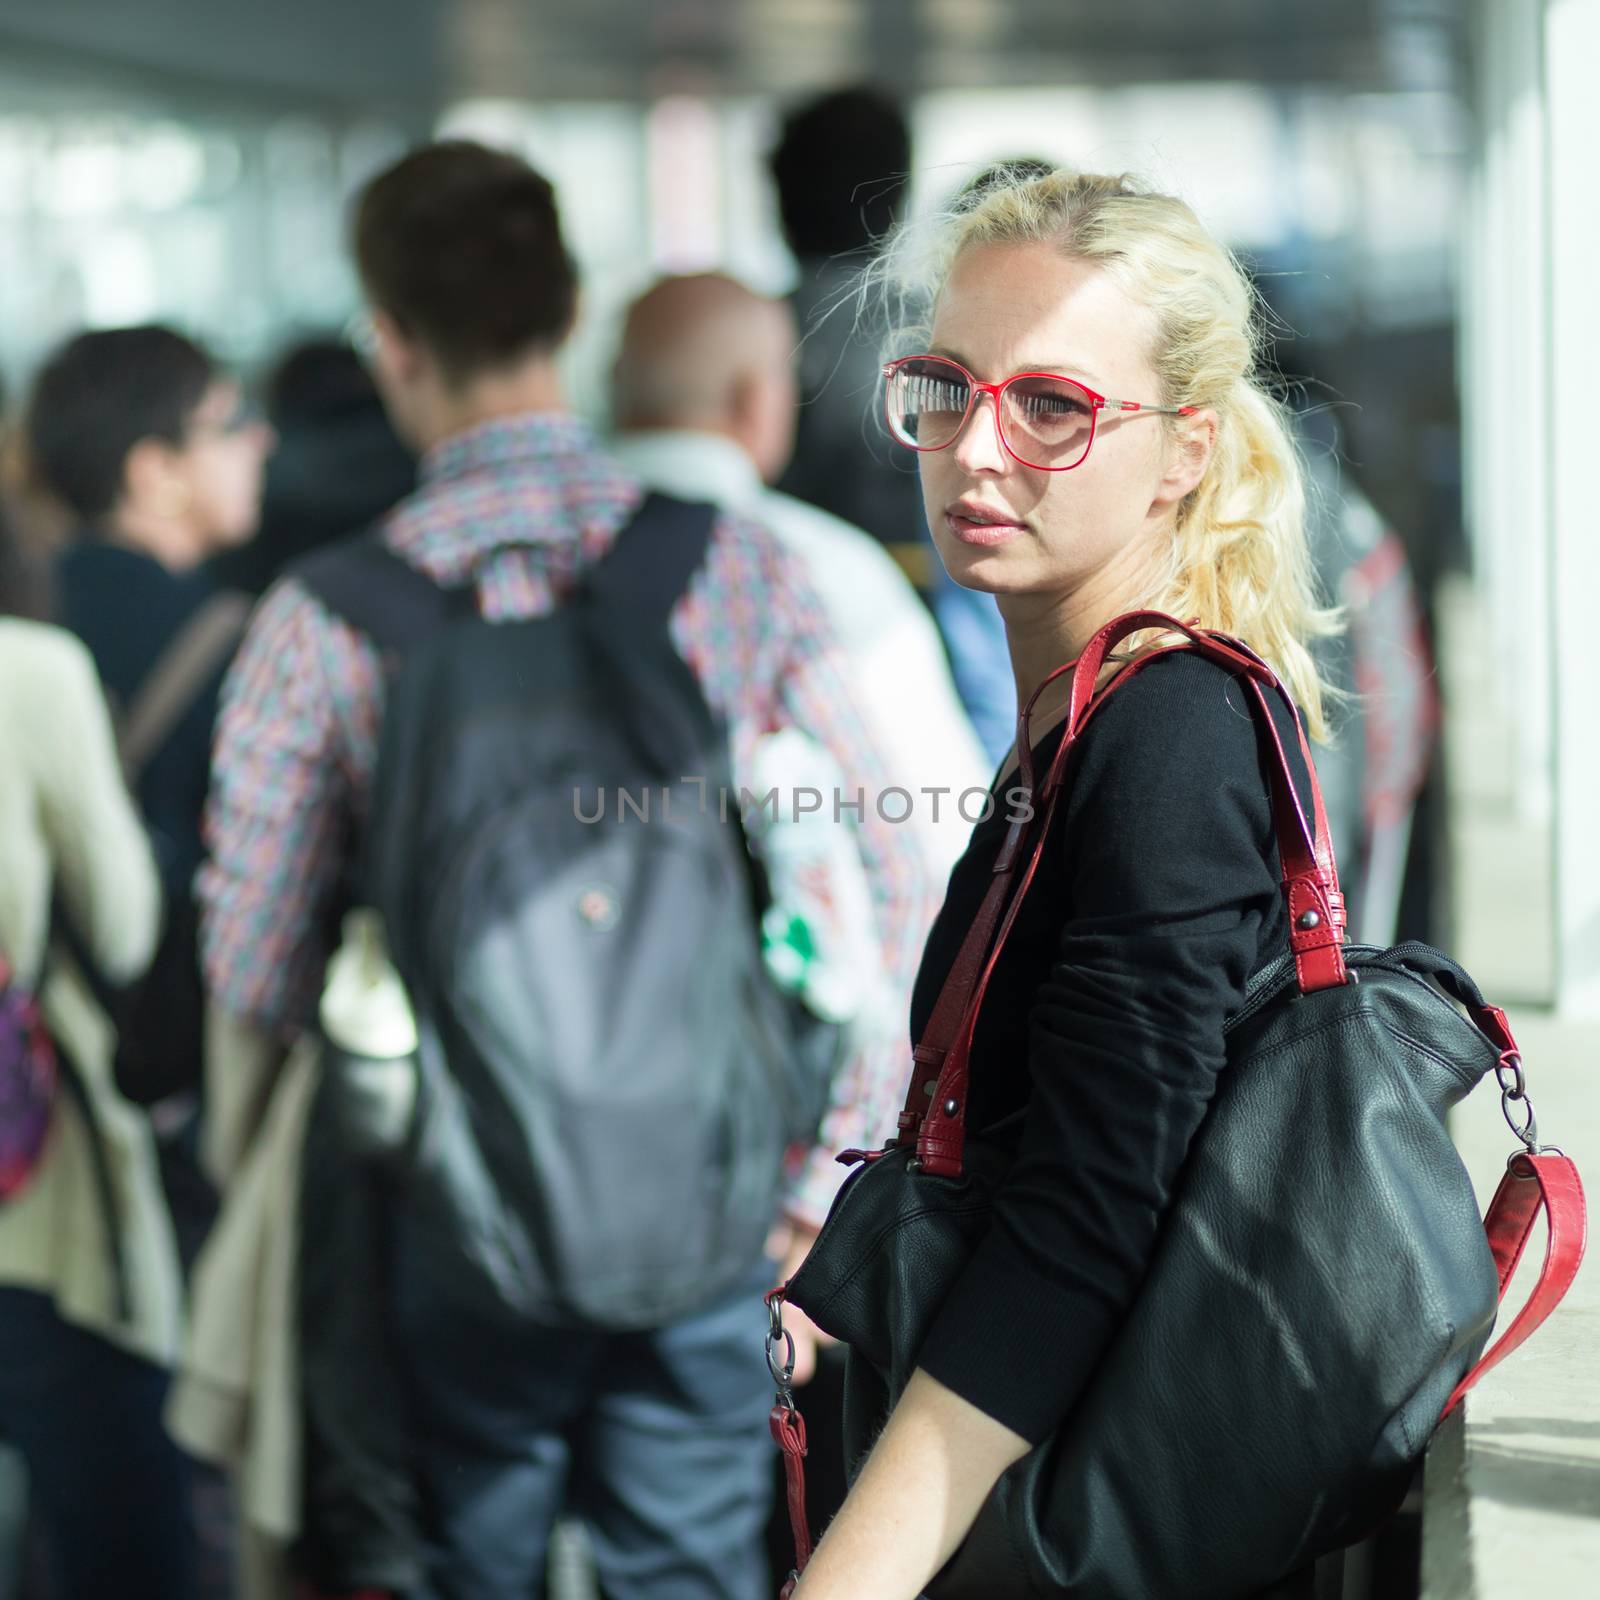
left=787, top=169, right=1338, bottom=1599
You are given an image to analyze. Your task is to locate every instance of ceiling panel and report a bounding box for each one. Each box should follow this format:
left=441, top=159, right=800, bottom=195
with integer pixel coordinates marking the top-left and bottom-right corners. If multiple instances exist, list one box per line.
left=0, top=0, right=1460, bottom=111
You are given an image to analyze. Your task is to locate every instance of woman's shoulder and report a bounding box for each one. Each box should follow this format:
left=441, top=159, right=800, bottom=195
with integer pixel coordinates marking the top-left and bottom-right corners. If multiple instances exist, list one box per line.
left=0, top=616, right=99, bottom=685
left=1080, top=646, right=1280, bottom=765
left=0, top=619, right=107, bottom=742
left=1063, top=644, right=1310, bottom=848
left=1049, top=645, right=1303, bottom=915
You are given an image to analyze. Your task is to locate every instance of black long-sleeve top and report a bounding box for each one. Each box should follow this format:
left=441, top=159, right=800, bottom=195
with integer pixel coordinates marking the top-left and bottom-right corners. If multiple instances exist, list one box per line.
left=910, top=649, right=1313, bottom=1444
left=55, top=539, right=227, bottom=899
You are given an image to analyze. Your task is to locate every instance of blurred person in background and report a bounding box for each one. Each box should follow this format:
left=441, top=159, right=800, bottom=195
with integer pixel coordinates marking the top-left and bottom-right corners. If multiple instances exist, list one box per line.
left=0, top=480, right=47, bottom=626
left=0, top=501, right=195, bottom=1600
left=0, top=376, right=70, bottom=560
left=28, top=327, right=272, bottom=910
left=198, top=139, right=932, bottom=1600
left=1249, top=283, right=1440, bottom=948
left=769, top=86, right=921, bottom=576
left=26, top=327, right=273, bottom=1284
left=610, top=270, right=988, bottom=884
left=610, top=272, right=988, bottom=1585
left=210, top=337, right=415, bottom=599
left=770, top=87, right=1015, bottom=761
left=1291, top=403, right=1437, bottom=945
left=0, top=457, right=34, bottom=1599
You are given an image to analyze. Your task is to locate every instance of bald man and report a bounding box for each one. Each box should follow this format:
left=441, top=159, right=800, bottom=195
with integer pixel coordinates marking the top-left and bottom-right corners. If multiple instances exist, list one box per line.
left=613, top=276, right=987, bottom=1583
left=610, top=273, right=987, bottom=887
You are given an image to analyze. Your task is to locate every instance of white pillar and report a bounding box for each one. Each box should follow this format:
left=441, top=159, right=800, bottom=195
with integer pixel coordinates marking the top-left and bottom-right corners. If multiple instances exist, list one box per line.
left=1463, top=0, right=1553, bottom=825
left=1545, top=0, right=1600, bottom=1013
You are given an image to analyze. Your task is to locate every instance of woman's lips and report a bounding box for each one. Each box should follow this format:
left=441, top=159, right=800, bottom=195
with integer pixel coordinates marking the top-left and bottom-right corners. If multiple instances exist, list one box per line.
left=946, top=512, right=1025, bottom=547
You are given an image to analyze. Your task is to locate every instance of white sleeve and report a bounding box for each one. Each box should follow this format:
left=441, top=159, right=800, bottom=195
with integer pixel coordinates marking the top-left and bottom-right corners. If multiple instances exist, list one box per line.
left=31, top=630, right=163, bottom=983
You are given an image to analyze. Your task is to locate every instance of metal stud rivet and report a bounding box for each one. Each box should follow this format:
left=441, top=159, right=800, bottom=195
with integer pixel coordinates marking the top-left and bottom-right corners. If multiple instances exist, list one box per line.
left=1297, top=910, right=1321, bottom=931
left=943, top=1099, right=960, bottom=1117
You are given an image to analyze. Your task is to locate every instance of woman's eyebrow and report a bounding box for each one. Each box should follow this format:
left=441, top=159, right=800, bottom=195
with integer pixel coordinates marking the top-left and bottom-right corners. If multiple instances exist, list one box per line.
left=926, top=345, right=1102, bottom=385
left=1016, top=359, right=1103, bottom=386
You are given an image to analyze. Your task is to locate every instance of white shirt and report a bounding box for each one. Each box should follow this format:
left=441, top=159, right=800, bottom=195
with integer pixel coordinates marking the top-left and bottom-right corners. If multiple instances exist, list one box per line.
left=610, top=430, right=991, bottom=885
left=0, top=620, right=181, bottom=1365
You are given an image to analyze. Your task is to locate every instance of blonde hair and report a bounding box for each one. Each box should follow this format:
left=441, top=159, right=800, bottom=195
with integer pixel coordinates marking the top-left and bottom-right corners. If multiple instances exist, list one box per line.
left=870, top=167, right=1342, bottom=739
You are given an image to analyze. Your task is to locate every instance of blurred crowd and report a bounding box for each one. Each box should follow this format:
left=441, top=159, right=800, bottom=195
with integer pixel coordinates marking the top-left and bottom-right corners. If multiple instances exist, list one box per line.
left=0, top=85, right=1435, bottom=1600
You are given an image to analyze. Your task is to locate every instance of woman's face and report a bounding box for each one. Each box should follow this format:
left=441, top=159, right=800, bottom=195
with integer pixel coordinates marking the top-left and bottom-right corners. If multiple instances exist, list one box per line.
left=919, top=240, right=1197, bottom=608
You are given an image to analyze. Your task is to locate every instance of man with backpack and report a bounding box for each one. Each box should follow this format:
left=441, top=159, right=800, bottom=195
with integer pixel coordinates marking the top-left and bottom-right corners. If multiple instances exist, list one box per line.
left=198, top=141, right=934, bottom=1600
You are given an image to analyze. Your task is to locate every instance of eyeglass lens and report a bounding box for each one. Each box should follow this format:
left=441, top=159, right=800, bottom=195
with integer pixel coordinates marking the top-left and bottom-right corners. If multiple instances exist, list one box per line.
left=885, top=357, right=1096, bottom=470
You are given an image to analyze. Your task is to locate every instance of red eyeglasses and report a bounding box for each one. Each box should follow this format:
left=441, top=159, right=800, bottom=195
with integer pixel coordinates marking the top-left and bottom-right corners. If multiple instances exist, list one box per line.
left=882, top=354, right=1197, bottom=472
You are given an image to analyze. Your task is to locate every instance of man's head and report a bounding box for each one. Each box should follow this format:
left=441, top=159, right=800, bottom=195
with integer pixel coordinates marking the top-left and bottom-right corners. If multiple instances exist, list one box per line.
left=612, top=274, right=800, bottom=485
left=769, top=86, right=911, bottom=261
left=27, top=326, right=271, bottom=568
left=352, top=141, right=578, bottom=448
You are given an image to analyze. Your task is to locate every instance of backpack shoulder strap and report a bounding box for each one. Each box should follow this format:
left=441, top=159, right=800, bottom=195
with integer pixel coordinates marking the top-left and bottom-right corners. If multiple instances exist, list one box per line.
left=585, top=493, right=719, bottom=634
left=291, top=532, right=464, bottom=653
left=295, top=498, right=715, bottom=649
left=119, top=590, right=252, bottom=783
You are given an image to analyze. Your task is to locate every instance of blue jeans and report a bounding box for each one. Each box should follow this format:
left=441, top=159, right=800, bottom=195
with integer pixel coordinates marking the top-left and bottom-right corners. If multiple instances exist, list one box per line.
left=0, top=1287, right=196, bottom=1600
left=397, top=1260, right=776, bottom=1600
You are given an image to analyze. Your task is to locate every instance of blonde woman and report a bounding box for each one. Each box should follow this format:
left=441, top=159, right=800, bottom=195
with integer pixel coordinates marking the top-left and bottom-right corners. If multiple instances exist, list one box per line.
left=788, top=169, right=1338, bottom=1600
left=0, top=508, right=193, bottom=1598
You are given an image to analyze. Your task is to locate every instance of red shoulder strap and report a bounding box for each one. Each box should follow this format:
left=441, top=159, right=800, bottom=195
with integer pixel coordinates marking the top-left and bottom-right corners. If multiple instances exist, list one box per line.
left=1441, top=1151, right=1588, bottom=1418
left=895, top=650, right=1146, bottom=1166
left=1064, top=614, right=1347, bottom=991
left=906, top=612, right=1349, bottom=1178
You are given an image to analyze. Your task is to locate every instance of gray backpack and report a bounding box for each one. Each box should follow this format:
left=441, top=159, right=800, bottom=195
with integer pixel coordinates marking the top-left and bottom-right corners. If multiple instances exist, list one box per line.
left=296, top=495, right=829, bottom=1330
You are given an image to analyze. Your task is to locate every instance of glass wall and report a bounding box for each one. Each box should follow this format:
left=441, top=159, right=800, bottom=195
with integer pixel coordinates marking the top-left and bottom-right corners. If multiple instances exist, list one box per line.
left=0, top=65, right=1469, bottom=449
left=0, top=60, right=413, bottom=398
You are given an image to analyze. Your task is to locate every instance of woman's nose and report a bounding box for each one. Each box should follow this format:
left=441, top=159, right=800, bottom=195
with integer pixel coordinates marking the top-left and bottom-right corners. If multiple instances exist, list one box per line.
left=950, top=391, right=1010, bottom=476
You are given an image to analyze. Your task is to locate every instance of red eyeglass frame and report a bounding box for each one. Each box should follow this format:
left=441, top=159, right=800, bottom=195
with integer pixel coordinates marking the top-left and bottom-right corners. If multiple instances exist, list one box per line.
left=882, top=353, right=1199, bottom=472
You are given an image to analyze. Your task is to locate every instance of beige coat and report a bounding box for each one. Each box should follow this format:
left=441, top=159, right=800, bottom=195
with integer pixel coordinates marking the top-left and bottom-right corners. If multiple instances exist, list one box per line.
left=0, top=619, right=181, bottom=1366
left=166, top=1008, right=308, bottom=1600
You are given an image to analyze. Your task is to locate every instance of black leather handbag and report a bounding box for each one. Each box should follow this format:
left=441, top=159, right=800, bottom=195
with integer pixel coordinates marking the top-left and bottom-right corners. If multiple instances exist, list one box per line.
left=767, top=612, right=1586, bottom=1600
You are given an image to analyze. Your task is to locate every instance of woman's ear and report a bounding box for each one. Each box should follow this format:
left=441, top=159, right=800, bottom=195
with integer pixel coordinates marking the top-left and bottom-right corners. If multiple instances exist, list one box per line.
left=1150, top=409, right=1217, bottom=511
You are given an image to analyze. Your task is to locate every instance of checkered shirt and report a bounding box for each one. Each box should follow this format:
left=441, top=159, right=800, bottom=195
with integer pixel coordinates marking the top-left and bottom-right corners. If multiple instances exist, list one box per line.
left=199, top=412, right=937, bottom=1224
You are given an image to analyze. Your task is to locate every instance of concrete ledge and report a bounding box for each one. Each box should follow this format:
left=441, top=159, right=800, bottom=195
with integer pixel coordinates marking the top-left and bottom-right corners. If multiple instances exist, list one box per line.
left=1424, top=579, right=1600, bottom=1594
left=1421, top=1016, right=1600, bottom=1595
left=1422, top=1407, right=1473, bottom=1599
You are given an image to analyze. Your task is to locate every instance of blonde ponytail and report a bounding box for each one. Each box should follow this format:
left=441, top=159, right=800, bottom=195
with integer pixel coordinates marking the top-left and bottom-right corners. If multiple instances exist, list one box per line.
left=1153, top=381, right=1337, bottom=739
